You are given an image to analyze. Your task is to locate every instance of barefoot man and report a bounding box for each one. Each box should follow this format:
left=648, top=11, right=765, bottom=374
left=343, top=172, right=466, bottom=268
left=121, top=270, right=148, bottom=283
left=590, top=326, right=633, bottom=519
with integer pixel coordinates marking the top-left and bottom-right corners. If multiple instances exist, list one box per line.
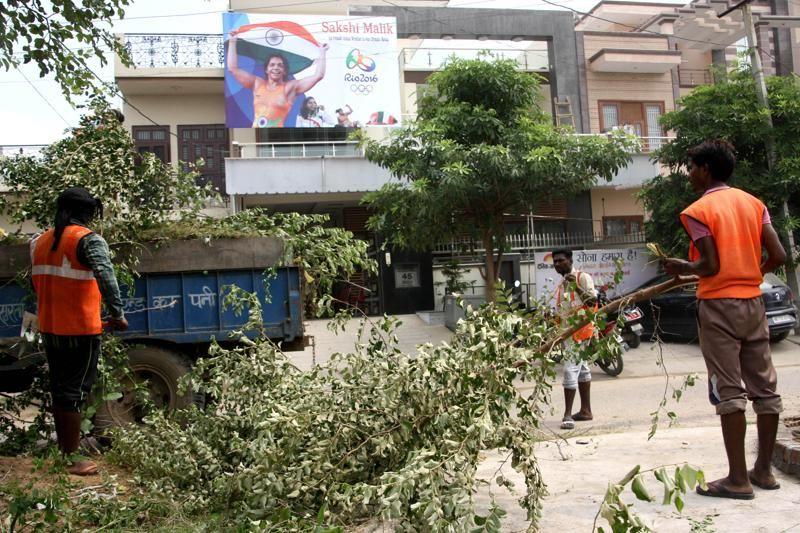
left=662, top=140, right=785, bottom=499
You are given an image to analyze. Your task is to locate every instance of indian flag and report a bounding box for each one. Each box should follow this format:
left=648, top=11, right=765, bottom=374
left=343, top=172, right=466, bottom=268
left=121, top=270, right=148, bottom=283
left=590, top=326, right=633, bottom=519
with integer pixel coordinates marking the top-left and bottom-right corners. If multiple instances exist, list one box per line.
left=233, top=21, right=320, bottom=75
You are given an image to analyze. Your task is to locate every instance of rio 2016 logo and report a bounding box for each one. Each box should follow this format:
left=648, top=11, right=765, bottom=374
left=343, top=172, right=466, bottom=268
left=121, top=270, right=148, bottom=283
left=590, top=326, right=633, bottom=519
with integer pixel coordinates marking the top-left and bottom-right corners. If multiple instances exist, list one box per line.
left=345, top=49, right=376, bottom=72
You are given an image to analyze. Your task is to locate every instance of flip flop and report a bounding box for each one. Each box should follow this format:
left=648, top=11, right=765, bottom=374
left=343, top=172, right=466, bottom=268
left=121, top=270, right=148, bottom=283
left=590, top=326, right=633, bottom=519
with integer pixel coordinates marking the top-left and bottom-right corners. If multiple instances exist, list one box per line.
left=572, top=413, right=594, bottom=422
left=749, top=474, right=780, bottom=490
left=560, top=418, right=575, bottom=430
left=696, top=483, right=754, bottom=500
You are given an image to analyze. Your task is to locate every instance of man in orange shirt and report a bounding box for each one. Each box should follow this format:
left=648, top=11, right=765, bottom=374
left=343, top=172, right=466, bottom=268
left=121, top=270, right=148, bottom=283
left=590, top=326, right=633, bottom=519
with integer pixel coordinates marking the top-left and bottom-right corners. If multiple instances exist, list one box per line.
left=663, top=140, right=785, bottom=499
left=553, top=249, right=597, bottom=430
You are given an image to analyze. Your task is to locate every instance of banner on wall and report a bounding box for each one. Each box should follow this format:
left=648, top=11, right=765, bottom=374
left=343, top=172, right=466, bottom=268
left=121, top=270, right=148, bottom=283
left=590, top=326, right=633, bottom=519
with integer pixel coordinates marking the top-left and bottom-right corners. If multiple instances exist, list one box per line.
left=534, top=247, right=659, bottom=307
left=223, top=13, right=401, bottom=129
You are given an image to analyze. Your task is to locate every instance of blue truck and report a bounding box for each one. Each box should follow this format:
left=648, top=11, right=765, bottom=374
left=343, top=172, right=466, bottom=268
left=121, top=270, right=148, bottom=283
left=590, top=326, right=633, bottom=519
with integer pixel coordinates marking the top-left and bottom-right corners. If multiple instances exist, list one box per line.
left=0, top=237, right=304, bottom=426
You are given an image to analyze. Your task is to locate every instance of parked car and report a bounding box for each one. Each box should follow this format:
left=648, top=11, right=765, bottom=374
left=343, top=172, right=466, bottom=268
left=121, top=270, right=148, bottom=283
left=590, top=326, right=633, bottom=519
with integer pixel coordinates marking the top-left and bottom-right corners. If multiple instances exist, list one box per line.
left=637, top=273, right=797, bottom=343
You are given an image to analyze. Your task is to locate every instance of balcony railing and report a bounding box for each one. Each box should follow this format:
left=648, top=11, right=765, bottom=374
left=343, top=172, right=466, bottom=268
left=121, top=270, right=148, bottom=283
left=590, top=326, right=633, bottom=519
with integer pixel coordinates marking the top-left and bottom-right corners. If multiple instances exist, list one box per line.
left=678, top=68, right=713, bottom=87
left=233, top=141, right=363, bottom=159
left=433, top=231, right=647, bottom=256
left=401, top=47, right=549, bottom=72
left=575, top=135, right=674, bottom=153
left=123, top=34, right=224, bottom=69
left=0, top=145, right=47, bottom=157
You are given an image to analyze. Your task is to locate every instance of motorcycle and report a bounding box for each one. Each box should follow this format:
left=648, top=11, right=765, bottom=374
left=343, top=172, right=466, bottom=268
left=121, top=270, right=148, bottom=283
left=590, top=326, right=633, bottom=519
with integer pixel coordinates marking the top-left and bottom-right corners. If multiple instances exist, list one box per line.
left=593, top=287, right=645, bottom=377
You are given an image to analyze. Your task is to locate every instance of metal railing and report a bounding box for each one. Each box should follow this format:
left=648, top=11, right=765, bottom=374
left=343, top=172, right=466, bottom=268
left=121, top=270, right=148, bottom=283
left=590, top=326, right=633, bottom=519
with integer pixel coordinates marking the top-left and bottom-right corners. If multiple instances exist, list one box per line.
left=678, top=68, right=713, bottom=87
left=123, top=34, right=224, bottom=69
left=232, top=136, right=673, bottom=160
left=432, top=231, right=647, bottom=256
left=575, top=135, right=674, bottom=152
left=234, top=141, right=362, bottom=159
left=401, top=47, right=549, bottom=72
left=0, top=145, right=47, bottom=157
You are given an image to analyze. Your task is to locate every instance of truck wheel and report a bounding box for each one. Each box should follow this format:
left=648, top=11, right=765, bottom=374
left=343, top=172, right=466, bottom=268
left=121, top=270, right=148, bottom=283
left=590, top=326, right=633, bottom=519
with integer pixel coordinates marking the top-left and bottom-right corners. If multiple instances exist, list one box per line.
left=94, top=345, right=200, bottom=430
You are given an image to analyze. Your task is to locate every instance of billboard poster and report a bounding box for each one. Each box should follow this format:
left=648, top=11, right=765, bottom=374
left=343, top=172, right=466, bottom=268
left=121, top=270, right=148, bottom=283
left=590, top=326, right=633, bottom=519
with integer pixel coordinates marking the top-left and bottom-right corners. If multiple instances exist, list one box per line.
left=534, top=247, right=659, bottom=307
left=223, top=13, right=401, bottom=129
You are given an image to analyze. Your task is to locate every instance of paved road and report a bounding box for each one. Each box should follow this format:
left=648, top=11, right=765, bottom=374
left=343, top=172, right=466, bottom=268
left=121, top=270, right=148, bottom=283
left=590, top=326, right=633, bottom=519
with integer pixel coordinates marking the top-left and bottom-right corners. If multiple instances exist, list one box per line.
left=295, top=316, right=800, bottom=532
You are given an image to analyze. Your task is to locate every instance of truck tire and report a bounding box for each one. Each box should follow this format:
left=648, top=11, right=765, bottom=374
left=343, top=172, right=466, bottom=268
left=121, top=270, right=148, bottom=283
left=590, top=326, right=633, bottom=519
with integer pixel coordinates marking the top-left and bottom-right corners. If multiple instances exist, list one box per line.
left=94, top=345, right=200, bottom=431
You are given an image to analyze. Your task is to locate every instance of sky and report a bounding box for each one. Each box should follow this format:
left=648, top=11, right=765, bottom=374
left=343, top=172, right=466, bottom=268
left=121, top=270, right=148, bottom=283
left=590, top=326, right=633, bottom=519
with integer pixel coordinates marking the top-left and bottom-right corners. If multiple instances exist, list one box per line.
left=0, top=0, right=686, bottom=146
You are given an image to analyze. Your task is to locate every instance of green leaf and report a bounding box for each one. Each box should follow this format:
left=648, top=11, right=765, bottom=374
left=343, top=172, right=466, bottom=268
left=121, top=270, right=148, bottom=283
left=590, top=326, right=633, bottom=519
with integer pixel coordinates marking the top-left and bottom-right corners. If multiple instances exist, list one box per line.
left=631, top=475, right=654, bottom=502
left=619, top=465, right=641, bottom=486
left=674, top=493, right=684, bottom=512
left=678, top=464, right=699, bottom=489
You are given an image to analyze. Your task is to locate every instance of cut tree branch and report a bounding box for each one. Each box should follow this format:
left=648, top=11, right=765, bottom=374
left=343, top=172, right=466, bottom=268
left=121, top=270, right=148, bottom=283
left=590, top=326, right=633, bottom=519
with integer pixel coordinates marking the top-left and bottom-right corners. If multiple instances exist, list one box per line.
left=514, top=275, right=698, bottom=368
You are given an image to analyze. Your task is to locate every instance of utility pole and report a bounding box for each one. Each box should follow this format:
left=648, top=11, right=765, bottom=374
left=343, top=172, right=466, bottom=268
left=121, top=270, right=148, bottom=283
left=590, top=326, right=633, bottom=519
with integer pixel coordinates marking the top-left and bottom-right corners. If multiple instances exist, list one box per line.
left=719, top=0, right=800, bottom=298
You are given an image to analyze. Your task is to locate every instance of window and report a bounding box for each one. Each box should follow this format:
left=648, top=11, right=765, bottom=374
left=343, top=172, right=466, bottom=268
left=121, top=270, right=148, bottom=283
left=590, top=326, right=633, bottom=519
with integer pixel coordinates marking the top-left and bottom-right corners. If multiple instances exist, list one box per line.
left=177, top=125, right=229, bottom=191
left=132, top=125, right=170, bottom=164
left=599, top=101, right=664, bottom=150
left=603, top=216, right=644, bottom=237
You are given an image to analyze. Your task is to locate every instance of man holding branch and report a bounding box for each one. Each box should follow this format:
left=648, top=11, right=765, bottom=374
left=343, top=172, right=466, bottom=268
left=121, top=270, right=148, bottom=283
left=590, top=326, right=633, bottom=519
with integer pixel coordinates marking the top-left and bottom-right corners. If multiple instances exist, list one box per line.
left=662, top=140, right=786, bottom=499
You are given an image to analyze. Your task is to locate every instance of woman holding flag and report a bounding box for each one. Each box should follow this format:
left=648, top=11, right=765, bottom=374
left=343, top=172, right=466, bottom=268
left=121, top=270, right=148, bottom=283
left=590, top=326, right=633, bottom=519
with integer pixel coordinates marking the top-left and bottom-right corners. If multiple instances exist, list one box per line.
left=227, top=23, right=328, bottom=128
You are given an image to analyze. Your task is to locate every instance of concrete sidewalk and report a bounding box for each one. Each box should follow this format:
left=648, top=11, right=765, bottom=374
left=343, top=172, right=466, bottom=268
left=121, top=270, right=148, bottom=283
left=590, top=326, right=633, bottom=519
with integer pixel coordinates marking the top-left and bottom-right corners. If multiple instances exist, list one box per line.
left=292, top=315, right=800, bottom=531
left=478, top=425, right=800, bottom=532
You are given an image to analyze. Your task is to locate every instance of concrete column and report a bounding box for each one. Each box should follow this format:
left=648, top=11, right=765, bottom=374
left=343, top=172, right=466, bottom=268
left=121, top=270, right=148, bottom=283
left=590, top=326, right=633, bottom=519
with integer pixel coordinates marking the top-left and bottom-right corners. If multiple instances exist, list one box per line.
left=772, top=0, right=795, bottom=76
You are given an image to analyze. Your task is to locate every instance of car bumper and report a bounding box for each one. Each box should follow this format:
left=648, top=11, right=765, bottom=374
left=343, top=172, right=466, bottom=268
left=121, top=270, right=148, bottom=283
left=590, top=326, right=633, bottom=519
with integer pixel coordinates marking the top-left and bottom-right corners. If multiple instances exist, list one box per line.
left=766, top=307, right=797, bottom=334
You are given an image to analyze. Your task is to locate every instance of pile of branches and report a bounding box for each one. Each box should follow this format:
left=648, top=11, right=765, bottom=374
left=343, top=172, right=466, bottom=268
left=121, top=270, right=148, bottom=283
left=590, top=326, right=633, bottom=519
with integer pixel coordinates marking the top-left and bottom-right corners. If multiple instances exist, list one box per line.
left=110, top=296, right=567, bottom=530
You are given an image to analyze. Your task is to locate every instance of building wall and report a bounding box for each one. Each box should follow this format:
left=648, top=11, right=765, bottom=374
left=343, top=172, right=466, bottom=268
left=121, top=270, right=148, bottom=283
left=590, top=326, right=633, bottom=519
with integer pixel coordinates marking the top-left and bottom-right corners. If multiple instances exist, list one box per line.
left=581, top=33, right=675, bottom=134
left=123, top=93, right=225, bottom=168
left=589, top=187, right=645, bottom=235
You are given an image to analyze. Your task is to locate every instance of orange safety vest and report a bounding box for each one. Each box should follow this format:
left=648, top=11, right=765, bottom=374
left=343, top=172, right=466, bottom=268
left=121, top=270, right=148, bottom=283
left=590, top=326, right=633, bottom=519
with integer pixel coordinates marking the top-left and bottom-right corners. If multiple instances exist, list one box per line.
left=31, top=226, right=102, bottom=335
left=556, top=270, right=597, bottom=342
left=680, top=187, right=764, bottom=300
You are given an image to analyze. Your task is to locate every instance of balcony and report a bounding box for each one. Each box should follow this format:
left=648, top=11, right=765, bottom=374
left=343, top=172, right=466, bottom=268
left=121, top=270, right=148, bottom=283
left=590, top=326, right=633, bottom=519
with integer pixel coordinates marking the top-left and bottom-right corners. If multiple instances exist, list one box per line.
left=122, top=34, right=224, bottom=69
left=225, top=141, right=394, bottom=196
left=432, top=230, right=647, bottom=257
left=678, top=68, right=713, bottom=88
left=225, top=135, right=672, bottom=196
left=588, top=49, right=681, bottom=74
left=401, top=47, right=549, bottom=72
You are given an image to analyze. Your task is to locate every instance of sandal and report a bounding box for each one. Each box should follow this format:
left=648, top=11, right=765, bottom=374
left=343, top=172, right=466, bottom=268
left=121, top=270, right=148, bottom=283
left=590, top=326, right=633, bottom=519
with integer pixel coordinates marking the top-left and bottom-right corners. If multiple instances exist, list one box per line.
left=696, top=481, right=754, bottom=500
left=572, top=412, right=594, bottom=422
left=749, top=471, right=780, bottom=490
left=560, top=417, right=575, bottom=430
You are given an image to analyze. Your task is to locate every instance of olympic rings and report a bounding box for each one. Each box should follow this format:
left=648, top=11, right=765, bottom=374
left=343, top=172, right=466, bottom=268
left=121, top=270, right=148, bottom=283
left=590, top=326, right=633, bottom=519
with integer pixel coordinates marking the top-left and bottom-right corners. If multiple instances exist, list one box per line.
left=349, top=83, right=374, bottom=95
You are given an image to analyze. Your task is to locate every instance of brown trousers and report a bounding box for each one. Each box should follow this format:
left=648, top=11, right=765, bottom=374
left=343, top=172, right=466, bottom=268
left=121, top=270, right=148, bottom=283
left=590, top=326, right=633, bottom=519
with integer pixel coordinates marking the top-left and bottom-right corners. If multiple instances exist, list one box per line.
left=697, top=297, right=783, bottom=415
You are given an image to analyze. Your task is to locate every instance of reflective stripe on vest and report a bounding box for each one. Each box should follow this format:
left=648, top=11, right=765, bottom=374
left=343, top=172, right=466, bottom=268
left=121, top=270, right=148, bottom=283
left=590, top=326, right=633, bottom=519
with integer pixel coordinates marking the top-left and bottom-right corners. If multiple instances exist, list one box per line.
left=680, top=188, right=764, bottom=300
left=31, top=226, right=102, bottom=335
left=31, top=256, right=96, bottom=281
left=556, top=270, right=596, bottom=342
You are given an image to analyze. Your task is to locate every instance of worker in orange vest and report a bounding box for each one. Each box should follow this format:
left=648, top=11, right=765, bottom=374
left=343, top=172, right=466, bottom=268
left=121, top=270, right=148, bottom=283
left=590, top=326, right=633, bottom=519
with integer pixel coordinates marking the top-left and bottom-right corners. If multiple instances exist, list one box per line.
left=553, top=249, right=597, bottom=431
left=31, top=187, right=128, bottom=476
left=663, top=140, right=785, bottom=499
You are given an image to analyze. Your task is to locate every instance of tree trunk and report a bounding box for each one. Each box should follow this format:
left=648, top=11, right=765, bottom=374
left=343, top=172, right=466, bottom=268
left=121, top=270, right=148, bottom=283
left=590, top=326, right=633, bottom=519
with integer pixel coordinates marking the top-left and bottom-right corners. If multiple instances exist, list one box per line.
left=481, top=232, right=498, bottom=302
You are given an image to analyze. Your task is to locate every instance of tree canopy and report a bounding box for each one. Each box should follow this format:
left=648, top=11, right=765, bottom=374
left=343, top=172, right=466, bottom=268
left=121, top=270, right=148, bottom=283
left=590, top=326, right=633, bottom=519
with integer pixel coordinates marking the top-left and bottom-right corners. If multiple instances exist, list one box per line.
left=357, top=57, right=634, bottom=299
left=0, top=0, right=133, bottom=97
left=640, top=70, right=800, bottom=257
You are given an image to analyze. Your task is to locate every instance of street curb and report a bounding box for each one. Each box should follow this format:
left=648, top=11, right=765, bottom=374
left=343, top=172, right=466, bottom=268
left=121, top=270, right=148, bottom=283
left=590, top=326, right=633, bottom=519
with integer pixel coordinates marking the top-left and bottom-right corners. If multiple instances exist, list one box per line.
left=773, top=416, right=800, bottom=478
